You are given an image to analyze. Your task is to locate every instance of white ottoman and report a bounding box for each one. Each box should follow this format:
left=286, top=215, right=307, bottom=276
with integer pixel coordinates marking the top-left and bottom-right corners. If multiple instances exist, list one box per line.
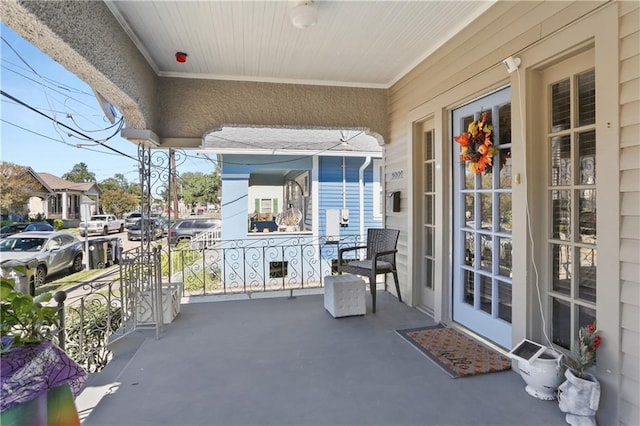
left=324, top=274, right=366, bottom=318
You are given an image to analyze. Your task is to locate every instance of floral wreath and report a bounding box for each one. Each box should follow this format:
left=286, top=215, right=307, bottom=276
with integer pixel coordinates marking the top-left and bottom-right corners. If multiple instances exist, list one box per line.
left=454, top=112, right=497, bottom=175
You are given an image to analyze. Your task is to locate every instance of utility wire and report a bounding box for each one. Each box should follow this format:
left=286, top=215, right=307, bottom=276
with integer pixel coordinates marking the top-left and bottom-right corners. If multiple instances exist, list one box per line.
left=0, top=118, right=127, bottom=157
left=1, top=90, right=136, bottom=161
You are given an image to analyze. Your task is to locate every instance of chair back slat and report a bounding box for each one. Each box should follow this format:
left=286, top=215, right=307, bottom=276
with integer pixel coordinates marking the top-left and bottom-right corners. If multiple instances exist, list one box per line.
left=366, top=228, right=400, bottom=264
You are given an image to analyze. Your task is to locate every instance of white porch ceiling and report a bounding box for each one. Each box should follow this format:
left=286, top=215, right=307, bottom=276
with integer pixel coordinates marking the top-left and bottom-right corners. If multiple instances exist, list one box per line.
left=105, top=0, right=495, bottom=89
left=202, top=126, right=382, bottom=155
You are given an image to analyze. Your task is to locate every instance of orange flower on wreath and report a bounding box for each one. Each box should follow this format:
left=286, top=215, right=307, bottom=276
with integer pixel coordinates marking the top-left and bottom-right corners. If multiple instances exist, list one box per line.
left=454, top=112, right=497, bottom=175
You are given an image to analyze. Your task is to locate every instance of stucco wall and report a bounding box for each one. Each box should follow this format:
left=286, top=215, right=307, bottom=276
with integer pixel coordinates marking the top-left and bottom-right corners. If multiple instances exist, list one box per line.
left=5, top=0, right=157, bottom=129
left=157, top=78, right=388, bottom=144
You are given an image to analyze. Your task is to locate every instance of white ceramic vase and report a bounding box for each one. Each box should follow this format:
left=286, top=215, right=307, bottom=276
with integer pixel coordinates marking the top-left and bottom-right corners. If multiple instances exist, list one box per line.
left=558, top=369, right=600, bottom=426
left=517, top=348, right=564, bottom=400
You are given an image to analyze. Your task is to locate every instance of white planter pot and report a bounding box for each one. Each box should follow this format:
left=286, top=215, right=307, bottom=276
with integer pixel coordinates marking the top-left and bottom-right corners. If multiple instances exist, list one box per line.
left=558, top=369, right=600, bottom=426
left=517, top=348, right=564, bottom=400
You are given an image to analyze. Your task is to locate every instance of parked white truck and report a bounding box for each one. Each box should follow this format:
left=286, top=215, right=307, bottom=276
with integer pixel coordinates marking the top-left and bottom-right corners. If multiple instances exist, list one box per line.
left=79, top=214, right=125, bottom=237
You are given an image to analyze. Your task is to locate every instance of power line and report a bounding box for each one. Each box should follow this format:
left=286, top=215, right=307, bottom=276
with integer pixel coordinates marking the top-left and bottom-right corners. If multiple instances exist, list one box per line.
left=0, top=118, right=127, bottom=157
left=1, top=90, right=137, bottom=161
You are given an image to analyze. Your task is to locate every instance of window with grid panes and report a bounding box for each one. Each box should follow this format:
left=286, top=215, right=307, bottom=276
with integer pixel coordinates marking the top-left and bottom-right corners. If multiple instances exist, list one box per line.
left=548, top=68, right=596, bottom=351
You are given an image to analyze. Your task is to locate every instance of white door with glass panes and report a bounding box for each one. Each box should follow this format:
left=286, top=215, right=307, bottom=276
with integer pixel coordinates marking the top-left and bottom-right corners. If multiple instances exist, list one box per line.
left=452, top=88, right=513, bottom=349
left=420, top=119, right=436, bottom=313
left=542, top=51, right=597, bottom=353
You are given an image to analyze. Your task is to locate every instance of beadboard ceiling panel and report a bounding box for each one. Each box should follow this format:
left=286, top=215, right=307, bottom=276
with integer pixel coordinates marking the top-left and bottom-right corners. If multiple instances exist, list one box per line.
left=106, top=1, right=495, bottom=88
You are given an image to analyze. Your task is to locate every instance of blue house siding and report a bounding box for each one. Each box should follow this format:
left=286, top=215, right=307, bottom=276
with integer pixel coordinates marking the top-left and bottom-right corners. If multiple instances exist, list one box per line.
left=317, top=156, right=382, bottom=239
left=220, top=154, right=312, bottom=242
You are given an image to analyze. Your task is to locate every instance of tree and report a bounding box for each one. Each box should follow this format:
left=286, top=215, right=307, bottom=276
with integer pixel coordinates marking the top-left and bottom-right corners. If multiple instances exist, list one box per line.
left=180, top=171, right=221, bottom=207
left=0, top=162, right=44, bottom=217
left=62, top=162, right=96, bottom=183
left=99, top=173, right=130, bottom=192
left=99, top=189, right=138, bottom=218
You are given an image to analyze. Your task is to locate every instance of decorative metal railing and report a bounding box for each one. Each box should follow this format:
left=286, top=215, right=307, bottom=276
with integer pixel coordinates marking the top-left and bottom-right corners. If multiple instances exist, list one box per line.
left=54, top=233, right=366, bottom=372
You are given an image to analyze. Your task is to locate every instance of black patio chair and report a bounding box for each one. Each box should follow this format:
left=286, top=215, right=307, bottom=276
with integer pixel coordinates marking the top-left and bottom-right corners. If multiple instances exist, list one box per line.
left=337, top=228, right=401, bottom=313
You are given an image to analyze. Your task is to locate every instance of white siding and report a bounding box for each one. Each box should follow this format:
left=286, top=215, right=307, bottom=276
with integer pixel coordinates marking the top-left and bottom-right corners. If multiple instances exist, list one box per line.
left=619, top=2, right=640, bottom=424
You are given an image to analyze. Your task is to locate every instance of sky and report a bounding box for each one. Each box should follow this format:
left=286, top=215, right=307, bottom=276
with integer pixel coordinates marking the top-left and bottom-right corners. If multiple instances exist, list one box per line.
left=0, top=23, right=213, bottom=184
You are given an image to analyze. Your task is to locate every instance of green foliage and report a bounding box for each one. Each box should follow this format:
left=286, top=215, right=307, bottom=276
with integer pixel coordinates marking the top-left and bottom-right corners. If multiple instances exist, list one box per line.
left=161, top=246, right=221, bottom=294
left=180, top=171, right=221, bottom=207
left=0, top=277, right=58, bottom=353
left=62, top=162, right=96, bottom=183
left=100, top=188, right=139, bottom=218
left=53, top=219, right=64, bottom=230
left=64, top=301, right=122, bottom=373
left=0, top=162, right=45, bottom=216
left=99, top=173, right=130, bottom=192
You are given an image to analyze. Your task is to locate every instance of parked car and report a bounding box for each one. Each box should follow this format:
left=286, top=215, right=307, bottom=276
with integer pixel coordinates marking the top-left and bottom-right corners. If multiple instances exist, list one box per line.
left=0, top=222, right=30, bottom=239
left=79, top=214, right=125, bottom=237
left=24, top=222, right=54, bottom=232
left=152, top=216, right=171, bottom=237
left=124, top=212, right=144, bottom=229
left=168, top=218, right=221, bottom=246
left=0, top=231, right=84, bottom=287
left=127, top=218, right=164, bottom=241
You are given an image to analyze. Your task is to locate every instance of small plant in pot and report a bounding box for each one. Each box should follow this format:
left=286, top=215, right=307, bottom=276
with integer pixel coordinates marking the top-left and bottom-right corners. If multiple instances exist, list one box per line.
left=558, top=323, right=602, bottom=426
left=1, top=277, right=58, bottom=353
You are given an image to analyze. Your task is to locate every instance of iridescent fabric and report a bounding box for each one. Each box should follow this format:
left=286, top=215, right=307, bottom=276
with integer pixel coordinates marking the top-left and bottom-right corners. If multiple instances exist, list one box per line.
left=1, top=339, right=87, bottom=412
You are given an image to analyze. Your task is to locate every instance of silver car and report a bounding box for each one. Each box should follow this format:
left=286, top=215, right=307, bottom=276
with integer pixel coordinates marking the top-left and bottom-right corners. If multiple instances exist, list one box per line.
left=0, top=231, right=84, bottom=289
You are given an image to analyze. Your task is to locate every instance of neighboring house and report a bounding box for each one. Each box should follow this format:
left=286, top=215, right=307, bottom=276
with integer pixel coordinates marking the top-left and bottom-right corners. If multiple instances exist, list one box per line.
left=35, top=173, right=101, bottom=226
left=4, top=2, right=637, bottom=424
left=204, top=127, right=383, bottom=283
left=1, top=165, right=54, bottom=221
left=204, top=126, right=383, bottom=243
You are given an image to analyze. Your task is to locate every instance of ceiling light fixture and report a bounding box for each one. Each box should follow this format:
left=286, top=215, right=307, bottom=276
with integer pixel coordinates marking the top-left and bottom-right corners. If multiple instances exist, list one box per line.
left=289, top=1, right=318, bottom=29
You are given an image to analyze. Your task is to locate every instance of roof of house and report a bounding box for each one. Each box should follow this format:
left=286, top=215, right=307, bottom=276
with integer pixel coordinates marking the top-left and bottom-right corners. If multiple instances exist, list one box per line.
left=4, top=165, right=55, bottom=196
left=37, top=173, right=101, bottom=194
left=201, top=126, right=382, bottom=157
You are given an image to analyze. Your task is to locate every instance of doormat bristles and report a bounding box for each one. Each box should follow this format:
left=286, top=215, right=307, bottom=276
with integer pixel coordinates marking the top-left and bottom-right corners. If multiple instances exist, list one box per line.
left=396, top=324, right=512, bottom=378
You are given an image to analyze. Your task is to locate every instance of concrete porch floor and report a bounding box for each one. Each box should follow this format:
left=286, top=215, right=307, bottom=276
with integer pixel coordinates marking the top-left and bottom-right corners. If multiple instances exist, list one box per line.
left=78, top=292, right=567, bottom=426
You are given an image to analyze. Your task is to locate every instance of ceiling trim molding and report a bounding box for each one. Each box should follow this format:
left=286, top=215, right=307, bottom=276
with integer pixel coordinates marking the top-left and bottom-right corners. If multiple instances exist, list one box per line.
left=157, top=71, right=389, bottom=90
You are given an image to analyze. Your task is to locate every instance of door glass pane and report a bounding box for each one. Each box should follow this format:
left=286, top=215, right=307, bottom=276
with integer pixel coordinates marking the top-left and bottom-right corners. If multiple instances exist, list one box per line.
left=464, top=194, right=474, bottom=228
left=425, top=226, right=434, bottom=257
left=480, top=193, right=492, bottom=230
left=551, top=244, right=571, bottom=295
left=552, top=297, right=571, bottom=349
left=425, top=194, right=434, bottom=224
left=464, top=269, right=474, bottom=305
left=424, top=258, right=433, bottom=289
left=481, top=170, right=492, bottom=190
left=425, top=163, right=434, bottom=192
left=497, top=104, right=511, bottom=145
left=464, top=167, right=475, bottom=190
left=498, top=237, right=512, bottom=277
left=551, top=190, right=571, bottom=240
left=499, top=193, right=512, bottom=232
left=551, top=78, right=571, bottom=132
left=499, top=148, right=512, bottom=189
left=577, top=69, right=595, bottom=127
left=578, top=247, right=596, bottom=302
left=498, top=281, right=512, bottom=323
left=579, top=190, right=596, bottom=243
left=551, top=135, right=571, bottom=186
left=577, top=305, right=596, bottom=330
left=425, top=131, right=434, bottom=160
left=464, top=232, right=474, bottom=267
left=480, top=235, right=492, bottom=272
left=480, top=275, right=492, bottom=314
left=578, top=131, right=596, bottom=185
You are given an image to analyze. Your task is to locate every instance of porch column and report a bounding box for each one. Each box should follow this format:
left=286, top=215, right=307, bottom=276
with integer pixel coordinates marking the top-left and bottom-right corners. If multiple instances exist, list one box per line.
left=61, top=192, right=69, bottom=220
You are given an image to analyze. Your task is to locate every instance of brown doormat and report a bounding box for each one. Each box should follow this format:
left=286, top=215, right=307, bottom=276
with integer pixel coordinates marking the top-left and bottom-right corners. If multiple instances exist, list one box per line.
left=396, top=324, right=512, bottom=378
